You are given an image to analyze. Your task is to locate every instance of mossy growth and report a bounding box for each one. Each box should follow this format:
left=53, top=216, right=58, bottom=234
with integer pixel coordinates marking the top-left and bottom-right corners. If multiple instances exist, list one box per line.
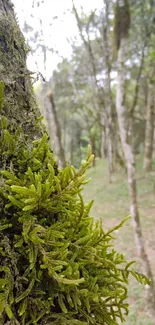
left=0, top=3, right=41, bottom=140
left=0, top=115, right=149, bottom=325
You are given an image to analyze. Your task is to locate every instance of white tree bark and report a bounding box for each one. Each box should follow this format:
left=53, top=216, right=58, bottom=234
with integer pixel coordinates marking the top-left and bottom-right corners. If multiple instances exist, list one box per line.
left=100, top=111, right=107, bottom=159
left=103, top=0, right=115, bottom=177
left=144, top=83, right=154, bottom=171
left=116, top=37, right=155, bottom=314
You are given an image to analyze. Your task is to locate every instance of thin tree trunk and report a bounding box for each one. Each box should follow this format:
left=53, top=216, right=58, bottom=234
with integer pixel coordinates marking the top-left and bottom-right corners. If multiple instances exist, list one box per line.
left=46, top=92, right=66, bottom=169
left=70, top=132, right=74, bottom=166
left=101, top=111, right=113, bottom=182
left=116, top=35, right=155, bottom=315
left=103, top=0, right=115, bottom=175
left=44, top=94, right=53, bottom=147
left=90, top=134, right=96, bottom=167
left=106, top=119, right=113, bottom=182
left=100, top=112, right=107, bottom=158
left=63, top=117, right=67, bottom=153
left=144, top=83, right=154, bottom=171
left=101, top=128, right=107, bottom=159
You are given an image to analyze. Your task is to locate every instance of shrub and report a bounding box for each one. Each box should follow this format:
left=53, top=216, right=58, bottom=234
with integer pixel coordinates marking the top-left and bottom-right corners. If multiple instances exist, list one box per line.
left=0, top=118, right=148, bottom=325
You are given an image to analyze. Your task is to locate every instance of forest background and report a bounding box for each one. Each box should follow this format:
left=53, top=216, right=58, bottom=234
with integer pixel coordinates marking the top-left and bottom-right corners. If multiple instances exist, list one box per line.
left=12, top=0, right=155, bottom=324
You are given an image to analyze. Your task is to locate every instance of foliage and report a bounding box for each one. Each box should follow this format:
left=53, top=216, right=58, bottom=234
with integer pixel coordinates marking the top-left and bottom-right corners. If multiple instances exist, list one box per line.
left=21, top=0, right=155, bottom=166
left=0, top=117, right=149, bottom=325
left=83, top=158, right=155, bottom=325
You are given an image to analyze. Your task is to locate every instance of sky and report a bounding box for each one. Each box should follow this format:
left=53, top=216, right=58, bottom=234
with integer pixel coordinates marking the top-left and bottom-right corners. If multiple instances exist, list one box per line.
left=12, top=0, right=103, bottom=80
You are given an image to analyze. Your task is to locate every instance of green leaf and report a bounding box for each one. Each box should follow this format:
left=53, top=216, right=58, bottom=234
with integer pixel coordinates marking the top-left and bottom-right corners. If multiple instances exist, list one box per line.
left=5, top=305, right=13, bottom=319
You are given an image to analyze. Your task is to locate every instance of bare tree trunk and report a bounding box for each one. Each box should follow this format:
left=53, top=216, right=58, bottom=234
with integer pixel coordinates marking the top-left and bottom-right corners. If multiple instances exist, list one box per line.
left=103, top=0, right=116, bottom=175
left=100, top=110, right=113, bottom=181
left=45, top=92, right=66, bottom=169
left=70, top=128, right=74, bottom=166
left=144, top=83, right=154, bottom=171
left=116, top=34, right=155, bottom=315
left=44, top=95, right=53, bottom=147
left=106, top=119, right=113, bottom=182
left=90, top=134, right=96, bottom=167
left=100, top=113, right=107, bottom=158
left=101, top=128, right=107, bottom=159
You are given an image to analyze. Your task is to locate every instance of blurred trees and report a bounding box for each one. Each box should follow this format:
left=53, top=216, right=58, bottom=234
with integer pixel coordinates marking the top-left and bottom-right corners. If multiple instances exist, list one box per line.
left=18, top=0, right=155, bottom=171
left=32, top=0, right=155, bottom=171
left=115, top=0, right=155, bottom=314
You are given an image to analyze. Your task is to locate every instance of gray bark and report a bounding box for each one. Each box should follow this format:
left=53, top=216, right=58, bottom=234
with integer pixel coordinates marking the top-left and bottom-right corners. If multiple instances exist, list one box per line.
left=100, top=112, right=107, bottom=159
left=144, top=83, right=155, bottom=171
left=45, top=92, right=66, bottom=169
left=103, top=0, right=115, bottom=175
left=116, top=36, right=155, bottom=315
left=0, top=0, right=41, bottom=140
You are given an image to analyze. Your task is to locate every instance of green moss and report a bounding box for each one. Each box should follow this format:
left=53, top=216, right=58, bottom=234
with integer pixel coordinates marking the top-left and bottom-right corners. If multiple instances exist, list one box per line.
left=0, top=8, right=41, bottom=140
left=0, top=119, right=149, bottom=325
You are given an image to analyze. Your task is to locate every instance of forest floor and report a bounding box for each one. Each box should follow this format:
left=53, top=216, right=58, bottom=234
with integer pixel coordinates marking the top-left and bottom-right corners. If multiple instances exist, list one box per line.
left=83, top=157, right=155, bottom=325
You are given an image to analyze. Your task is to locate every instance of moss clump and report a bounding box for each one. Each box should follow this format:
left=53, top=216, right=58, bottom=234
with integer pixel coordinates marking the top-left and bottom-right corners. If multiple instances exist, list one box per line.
left=0, top=116, right=149, bottom=325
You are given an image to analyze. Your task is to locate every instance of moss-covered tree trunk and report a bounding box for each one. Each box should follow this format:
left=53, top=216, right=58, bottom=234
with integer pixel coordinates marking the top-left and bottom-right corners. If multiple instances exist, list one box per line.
left=0, top=0, right=41, bottom=140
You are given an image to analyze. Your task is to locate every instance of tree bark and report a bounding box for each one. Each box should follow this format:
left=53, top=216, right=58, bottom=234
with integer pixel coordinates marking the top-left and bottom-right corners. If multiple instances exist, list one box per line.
left=116, top=34, right=155, bottom=315
left=0, top=0, right=41, bottom=140
left=144, top=83, right=154, bottom=171
left=103, top=0, right=115, bottom=175
left=100, top=125, right=107, bottom=159
left=46, top=92, right=66, bottom=169
left=90, top=134, right=96, bottom=167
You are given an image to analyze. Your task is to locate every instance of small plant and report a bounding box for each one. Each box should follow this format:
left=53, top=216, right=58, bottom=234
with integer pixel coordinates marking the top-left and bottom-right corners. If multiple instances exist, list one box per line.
left=0, top=117, right=149, bottom=325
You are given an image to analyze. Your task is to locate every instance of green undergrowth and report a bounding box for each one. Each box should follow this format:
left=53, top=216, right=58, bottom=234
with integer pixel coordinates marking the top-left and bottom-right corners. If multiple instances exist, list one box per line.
left=83, top=159, right=155, bottom=325
left=0, top=117, right=149, bottom=325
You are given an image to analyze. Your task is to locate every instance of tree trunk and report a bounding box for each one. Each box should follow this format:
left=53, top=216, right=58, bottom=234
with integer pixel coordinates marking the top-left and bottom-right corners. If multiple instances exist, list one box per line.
left=144, top=83, right=154, bottom=171
left=101, top=129, right=106, bottom=158
left=44, top=94, right=53, bottom=147
left=103, top=0, right=115, bottom=177
left=106, top=118, right=114, bottom=182
left=116, top=34, right=155, bottom=315
left=0, top=0, right=41, bottom=141
left=45, top=92, right=66, bottom=169
left=100, top=113, right=107, bottom=159
left=90, top=134, right=96, bottom=167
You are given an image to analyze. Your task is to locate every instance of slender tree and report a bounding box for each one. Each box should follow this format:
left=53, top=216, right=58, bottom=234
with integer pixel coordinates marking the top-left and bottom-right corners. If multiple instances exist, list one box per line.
left=144, top=81, right=155, bottom=171
left=115, top=0, right=155, bottom=314
left=102, top=0, right=116, bottom=173
left=72, top=1, right=115, bottom=181
left=45, top=92, right=66, bottom=168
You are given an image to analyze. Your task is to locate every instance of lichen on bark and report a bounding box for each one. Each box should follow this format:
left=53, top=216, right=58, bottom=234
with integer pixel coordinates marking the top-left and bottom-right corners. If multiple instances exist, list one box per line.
left=0, top=0, right=41, bottom=140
